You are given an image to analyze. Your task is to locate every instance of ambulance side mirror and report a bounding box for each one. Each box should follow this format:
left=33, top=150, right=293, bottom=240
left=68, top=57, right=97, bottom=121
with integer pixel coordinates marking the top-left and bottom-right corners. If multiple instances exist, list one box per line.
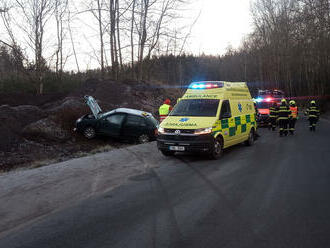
left=221, top=112, right=231, bottom=119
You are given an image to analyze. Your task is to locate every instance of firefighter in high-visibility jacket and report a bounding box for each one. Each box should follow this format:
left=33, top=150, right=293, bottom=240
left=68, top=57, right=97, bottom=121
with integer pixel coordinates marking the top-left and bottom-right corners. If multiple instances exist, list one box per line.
left=268, top=102, right=278, bottom=131
left=159, top=99, right=172, bottom=122
left=306, top=100, right=320, bottom=132
left=278, top=99, right=291, bottom=136
left=289, top=100, right=298, bottom=135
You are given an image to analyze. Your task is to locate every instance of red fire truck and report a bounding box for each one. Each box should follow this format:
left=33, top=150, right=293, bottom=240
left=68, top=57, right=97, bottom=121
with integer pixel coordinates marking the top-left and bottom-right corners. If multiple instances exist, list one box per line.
left=255, top=90, right=285, bottom=126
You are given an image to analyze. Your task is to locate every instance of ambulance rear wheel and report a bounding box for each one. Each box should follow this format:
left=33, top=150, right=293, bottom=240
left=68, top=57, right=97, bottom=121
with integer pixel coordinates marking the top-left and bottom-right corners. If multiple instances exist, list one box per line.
left=245, top=129, right=255, bottom=146
left=209, top=137, right=223, bottom=160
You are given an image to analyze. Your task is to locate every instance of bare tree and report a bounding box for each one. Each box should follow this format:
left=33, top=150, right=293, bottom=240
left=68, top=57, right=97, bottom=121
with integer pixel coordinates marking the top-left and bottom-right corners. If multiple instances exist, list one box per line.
left=115, top=0, right=123, bottom=69
left=130, top=0, right=137, bottom=78
left=133, top=0, right=188, bottom=81
left=13, top=0, right=55, bottom=94
left=137, top=0, right=149, bottom=81
left=0, top=4, right=17, bottom=49
left=55, top=0, right=68, bottom=79
left=67, top=9, right=80, bottom=73
left=95, top=0, right=105, bottom=76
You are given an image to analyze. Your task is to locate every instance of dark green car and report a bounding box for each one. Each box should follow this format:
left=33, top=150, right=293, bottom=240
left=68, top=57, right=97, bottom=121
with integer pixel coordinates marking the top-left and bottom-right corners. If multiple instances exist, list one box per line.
left=74, top=96, right=159, bottom=143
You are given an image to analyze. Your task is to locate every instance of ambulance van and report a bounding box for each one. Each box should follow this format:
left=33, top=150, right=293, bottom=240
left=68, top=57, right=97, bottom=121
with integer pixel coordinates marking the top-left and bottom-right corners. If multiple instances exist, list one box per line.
left=157, top=81, right=257, bottom=159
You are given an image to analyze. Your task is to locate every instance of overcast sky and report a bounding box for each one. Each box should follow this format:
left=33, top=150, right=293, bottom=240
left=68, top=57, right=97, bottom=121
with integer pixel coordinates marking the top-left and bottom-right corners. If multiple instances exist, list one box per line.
left=66, top=0, right=254, bottom=70
left=0, top=0, right=254, bottom=70
left=186, top=0, right=253, bottom=55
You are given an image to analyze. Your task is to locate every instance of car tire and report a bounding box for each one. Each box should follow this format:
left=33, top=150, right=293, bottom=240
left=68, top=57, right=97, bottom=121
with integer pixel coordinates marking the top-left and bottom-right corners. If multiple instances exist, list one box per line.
left=83, top=127, right=96, bottom=139
left=245, top=129, right=254, bottom=146
left=209, top=137, right=223, bottom=160
left=160, top=150, right=175, bottom=156
left=138, top=134, right=150, bottom=144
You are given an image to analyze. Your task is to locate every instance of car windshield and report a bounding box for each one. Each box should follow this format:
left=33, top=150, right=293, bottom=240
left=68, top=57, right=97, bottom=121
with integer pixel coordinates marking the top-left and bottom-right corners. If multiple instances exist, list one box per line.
left=257, top=102, right=273, bottom=109
left=170, top=99, right=220, bottom=117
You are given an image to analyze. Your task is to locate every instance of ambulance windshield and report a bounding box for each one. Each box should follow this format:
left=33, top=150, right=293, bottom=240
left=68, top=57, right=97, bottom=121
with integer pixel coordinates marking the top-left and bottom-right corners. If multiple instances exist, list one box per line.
left=170, top=99, right=220, bottom=117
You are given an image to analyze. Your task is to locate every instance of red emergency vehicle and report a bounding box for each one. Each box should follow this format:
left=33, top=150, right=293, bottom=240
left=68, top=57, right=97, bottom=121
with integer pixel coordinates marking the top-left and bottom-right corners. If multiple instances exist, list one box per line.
left=255, top=90, right=285, bottom=126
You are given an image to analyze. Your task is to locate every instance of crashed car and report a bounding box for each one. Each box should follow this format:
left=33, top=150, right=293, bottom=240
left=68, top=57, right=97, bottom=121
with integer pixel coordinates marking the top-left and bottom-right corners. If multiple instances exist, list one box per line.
left=74, top=96, right=159, bottom=143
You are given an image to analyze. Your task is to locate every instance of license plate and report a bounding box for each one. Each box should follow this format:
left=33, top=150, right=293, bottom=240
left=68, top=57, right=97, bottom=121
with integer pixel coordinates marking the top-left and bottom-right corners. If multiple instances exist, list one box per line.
left=169, top=146, right=185, bottom=151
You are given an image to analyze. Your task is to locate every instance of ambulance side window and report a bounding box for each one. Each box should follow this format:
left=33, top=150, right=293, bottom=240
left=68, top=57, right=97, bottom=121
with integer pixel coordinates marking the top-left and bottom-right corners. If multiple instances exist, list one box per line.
left=220, top=100, right=231, bottom=119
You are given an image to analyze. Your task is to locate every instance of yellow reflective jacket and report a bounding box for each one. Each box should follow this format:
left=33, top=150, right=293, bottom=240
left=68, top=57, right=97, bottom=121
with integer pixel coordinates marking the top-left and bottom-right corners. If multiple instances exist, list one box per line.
left=159, top=104, right=171, bottom=116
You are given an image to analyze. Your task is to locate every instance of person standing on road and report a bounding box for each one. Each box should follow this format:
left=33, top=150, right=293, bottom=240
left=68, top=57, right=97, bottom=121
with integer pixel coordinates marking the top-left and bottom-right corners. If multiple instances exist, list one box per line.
left=278, top=99, right=291, bottom=136
left=289, top=100, right=298, bottom=135
left=306, top=100, right=320, bottom=132
left=253, top=100, right=261, bottom=138
left=268, top=102, right=278, bottom=131
left=159, top=99, right=172, bottom=122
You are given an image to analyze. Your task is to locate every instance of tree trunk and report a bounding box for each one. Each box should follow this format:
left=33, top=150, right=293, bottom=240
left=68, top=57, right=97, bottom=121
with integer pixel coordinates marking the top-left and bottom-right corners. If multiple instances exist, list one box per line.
left=116, top=0, right=122, bottom=70
left=97, top=0, right=105, bottom=77
left=130, top=0, right=136, bottom=79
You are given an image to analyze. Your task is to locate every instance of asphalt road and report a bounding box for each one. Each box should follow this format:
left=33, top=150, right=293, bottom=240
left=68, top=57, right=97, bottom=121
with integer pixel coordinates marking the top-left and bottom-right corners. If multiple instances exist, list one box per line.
left=1, top=117, right=330, bottom=248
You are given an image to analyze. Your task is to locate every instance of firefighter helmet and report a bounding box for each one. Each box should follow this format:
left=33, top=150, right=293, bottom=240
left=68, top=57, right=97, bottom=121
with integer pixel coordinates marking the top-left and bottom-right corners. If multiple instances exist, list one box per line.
left=281, top=98, right=287, bottom=103
left=311, top=100, right=316, bottom=104
left=289, top=100, right=296, bottom=105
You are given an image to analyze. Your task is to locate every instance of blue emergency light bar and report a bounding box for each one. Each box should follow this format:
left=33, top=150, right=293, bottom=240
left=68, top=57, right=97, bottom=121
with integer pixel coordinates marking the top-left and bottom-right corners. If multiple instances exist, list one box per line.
left=189, top=82, right=224, bottom=90
left=256, top=97, right=274, bottom=102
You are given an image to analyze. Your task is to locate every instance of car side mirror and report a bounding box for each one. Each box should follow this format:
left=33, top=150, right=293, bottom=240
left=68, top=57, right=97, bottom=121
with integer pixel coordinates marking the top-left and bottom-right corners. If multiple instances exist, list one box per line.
left=221, top=112, right=231, bottom=119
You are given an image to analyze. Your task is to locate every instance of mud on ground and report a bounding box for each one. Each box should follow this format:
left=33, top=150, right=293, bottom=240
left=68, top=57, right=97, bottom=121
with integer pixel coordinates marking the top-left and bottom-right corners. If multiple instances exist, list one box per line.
left=0, top=79, right=182, bottom=171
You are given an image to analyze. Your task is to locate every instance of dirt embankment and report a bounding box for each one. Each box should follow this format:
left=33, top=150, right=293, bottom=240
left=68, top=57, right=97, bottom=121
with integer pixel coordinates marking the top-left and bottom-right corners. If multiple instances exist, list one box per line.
left=0, top=79, right=182, bottom=171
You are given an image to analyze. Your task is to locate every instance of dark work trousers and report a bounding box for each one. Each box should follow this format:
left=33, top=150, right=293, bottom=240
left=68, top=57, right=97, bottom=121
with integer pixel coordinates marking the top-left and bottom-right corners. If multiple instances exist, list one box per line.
left=309, top=117, right=318, bottom=131
left=289, top=118, right=297, bottom=134
left=279, top=119, right=289, bottom=136
left=269, top=117, right=277, bottom=131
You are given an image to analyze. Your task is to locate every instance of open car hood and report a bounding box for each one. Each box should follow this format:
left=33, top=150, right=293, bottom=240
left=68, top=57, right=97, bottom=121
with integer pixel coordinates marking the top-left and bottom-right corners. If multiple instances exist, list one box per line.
left=84, top=96, right=102, bottom=119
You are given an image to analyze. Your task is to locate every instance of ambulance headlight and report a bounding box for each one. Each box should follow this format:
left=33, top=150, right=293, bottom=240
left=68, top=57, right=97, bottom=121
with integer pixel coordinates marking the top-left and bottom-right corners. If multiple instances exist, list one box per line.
left=158, top=127, right=165, bottom=134
left=194, top=127, right=212, bottom=135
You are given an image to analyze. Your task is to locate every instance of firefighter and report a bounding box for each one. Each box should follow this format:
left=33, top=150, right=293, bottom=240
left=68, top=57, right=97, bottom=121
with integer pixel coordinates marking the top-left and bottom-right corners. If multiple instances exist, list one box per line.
left=289, top=100, right=298, bottom=135
left=253, top=100, right=261, bottom=138
left=306, top=100, right=320, bottom=132
left=278, top=99, right=291, bottom=136
left=159, top=99, right=172, bottom=122
left=268, top=102, right=278, bottom=131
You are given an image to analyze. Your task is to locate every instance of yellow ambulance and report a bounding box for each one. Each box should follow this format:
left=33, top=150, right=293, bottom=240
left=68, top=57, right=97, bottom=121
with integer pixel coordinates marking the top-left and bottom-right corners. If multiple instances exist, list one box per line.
left=157, top=81, right=257, bottom=159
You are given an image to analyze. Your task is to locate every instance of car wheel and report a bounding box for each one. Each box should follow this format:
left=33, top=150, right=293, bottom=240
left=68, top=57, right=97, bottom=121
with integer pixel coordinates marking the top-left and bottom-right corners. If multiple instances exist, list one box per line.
left=138, top=134, right=150, bottom=144
left=160, top=150, right=175, bottom=156
left=83, top=127, right=96, bottom=139
left=245, top=129, right=254, bottom=146
left=209, top=137, right=223, bottom=160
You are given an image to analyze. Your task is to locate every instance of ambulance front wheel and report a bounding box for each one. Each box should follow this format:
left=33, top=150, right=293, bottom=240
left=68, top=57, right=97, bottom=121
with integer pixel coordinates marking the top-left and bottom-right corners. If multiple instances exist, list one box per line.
left=245, top=128, right=255, bottom=146
left=209, top=137, right=223, bottom=160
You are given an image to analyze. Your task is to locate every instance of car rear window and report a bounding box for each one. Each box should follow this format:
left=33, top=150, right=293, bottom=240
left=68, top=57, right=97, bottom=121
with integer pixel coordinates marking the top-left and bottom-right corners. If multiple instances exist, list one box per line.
left=106, top=114, right=126, bottom=125
left=147, top=115, right=159, bottom=127
left=125, top=115, right=147, bottom=127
